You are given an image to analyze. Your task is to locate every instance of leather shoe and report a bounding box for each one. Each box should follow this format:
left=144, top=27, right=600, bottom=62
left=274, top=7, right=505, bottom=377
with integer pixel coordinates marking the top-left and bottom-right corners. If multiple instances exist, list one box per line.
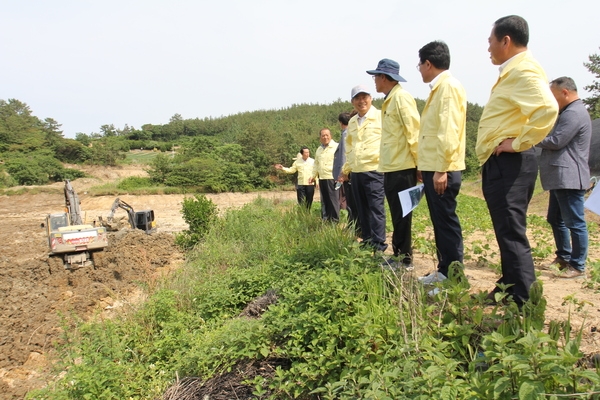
left=553, top=266, right=585, bottom=279
left=541, top=257, right=569, bottom=271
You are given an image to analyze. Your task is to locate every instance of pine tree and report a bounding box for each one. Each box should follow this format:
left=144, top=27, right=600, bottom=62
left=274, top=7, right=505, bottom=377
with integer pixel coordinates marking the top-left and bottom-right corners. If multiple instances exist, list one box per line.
left=583, top=47, right=600, bottom=119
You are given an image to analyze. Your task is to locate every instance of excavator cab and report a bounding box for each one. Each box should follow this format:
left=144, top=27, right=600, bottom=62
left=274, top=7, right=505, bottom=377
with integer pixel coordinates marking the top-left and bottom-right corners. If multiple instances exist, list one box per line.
left=135, top=209, right=156, bottom=233
left=48, top=213, right=69, bottom=231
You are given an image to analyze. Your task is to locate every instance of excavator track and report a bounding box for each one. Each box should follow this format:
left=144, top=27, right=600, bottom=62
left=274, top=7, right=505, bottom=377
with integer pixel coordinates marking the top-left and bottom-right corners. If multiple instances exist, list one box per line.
left=47, top=256, right=64, bottom=274
left=91, top=251, right=105, bottom=269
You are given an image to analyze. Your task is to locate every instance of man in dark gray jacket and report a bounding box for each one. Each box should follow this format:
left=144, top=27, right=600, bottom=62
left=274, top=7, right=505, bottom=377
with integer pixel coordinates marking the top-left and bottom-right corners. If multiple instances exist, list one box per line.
left=537, top=76, right=592, bottom=278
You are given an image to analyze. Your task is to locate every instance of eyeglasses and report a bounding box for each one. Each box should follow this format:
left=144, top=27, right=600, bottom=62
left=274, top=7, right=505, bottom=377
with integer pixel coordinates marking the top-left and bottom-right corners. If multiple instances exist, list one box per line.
left=416, top=63, right=422, bottom=70
left=371, top=74, right=378, bottom=80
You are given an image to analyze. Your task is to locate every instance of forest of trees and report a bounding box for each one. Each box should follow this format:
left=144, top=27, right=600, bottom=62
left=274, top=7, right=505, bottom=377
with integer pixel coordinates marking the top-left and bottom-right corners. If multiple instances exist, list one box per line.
left=0, top=96, right=487, bottom=191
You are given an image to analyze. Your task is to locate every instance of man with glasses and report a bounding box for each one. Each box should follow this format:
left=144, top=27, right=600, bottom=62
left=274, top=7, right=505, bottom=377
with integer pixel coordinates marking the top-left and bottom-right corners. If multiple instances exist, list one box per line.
left=366, top=59, right=420, bottom=269
left=415, top=41, right=467, bottom=290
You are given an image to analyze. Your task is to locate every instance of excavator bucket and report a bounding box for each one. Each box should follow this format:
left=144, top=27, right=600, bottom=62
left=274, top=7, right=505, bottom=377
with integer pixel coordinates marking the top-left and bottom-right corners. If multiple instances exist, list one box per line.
left=97, top=215, right=127, bottom=231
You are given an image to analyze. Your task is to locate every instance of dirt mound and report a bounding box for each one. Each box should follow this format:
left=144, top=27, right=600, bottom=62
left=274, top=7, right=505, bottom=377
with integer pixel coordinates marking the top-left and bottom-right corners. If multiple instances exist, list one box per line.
left=0, top=229, right=183, bottom=400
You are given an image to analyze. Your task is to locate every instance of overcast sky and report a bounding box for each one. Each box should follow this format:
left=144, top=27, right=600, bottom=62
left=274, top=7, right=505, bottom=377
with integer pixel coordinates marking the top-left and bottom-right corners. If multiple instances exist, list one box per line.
left=2, top=0, right=599, bottom=138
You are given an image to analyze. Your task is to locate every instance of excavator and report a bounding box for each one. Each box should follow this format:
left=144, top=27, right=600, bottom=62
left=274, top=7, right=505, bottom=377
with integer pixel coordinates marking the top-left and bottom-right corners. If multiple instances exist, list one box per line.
left=99, top=198, right=156, bottom=234
left=45, top=180, right=108, bottom=270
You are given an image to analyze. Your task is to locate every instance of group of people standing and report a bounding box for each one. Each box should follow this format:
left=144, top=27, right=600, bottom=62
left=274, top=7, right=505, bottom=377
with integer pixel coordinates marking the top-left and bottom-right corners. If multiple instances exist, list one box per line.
left=276, top=15, right=593, bottom=307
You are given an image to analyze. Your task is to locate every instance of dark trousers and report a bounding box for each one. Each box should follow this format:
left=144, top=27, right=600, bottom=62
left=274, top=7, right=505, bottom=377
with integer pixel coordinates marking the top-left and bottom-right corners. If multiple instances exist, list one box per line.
left=482, top=149, right=537, bottom=304
left=297, top=185, right=314, bottom=210
left=422, top=171, right=464, bottom=276
left=344, top=180, right=360, bottom=233
left=384, top=169, right=417, bottom=263
left=319, top=179, right=340, bottom=222
left=351, top=171, right=387, bottom=251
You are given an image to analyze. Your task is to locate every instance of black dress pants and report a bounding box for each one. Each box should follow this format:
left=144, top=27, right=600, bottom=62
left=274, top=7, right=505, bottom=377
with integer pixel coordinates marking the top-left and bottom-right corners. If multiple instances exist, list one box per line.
left=319, top=179, right=340, bottom=222
left=297, top=185, right=314, bottom=210
left=422, top=171, right=464, bottom=277
left=482, top=149, right=537, bottom=304
left=351, top=171, right=387, bottom=251
left=384, top=169, right=417, bottom=263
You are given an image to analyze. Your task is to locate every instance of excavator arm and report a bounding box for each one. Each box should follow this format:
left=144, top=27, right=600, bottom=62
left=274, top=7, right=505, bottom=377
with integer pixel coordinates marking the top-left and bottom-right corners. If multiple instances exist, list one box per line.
left=64, top=180, right=83, bottom=225
left=108, top=198, right=137, bottom=229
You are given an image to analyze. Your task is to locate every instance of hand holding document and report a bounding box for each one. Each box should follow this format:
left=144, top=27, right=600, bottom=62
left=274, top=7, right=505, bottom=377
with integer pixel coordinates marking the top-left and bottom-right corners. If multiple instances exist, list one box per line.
left=398, top=183, right=425, bottom=217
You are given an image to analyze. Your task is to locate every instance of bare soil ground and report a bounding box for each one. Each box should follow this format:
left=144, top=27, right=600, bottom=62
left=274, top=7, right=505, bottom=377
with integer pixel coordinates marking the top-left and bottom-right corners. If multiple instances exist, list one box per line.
left=0, top=165, right=598, bottom=399
left=0, top=165, right=298, bottom=400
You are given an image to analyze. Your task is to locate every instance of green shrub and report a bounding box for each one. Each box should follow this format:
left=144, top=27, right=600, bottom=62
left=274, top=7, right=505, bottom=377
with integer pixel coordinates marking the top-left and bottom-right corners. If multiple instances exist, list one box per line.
left=3, top=153, right=86, bottom=185
left=175, top=194, right=218, bottom=249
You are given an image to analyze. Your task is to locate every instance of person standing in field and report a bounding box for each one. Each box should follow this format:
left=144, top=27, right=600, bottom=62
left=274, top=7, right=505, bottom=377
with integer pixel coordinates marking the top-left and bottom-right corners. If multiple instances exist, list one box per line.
left=275, top=146, right=315, bottom=210
left=537, top=76, right=591, bottom=279
left=476, top=15, right=558, bottom=306
left=341, top=85, right=387, bottom=252
left=334, top=111, right=360, bottom=232
left=415, top=41, right=467, bottom=290
left=367, top=59, right=420, bottom=269
left=310, top=128, right=339, bottom=222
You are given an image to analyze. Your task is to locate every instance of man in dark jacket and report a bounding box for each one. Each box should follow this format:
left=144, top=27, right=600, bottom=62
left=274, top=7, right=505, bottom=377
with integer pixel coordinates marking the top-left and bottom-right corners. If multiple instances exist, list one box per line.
left=537, top=76, right=592, bottom=278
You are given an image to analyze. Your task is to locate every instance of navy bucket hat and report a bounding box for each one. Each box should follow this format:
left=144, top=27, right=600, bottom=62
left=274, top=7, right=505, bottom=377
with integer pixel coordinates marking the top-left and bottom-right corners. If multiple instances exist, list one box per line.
left=366, top=58, right=407, bottom=82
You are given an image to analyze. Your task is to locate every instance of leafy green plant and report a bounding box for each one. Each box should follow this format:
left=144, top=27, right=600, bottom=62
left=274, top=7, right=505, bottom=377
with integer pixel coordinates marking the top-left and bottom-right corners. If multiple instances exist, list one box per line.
left=175, top=194, right=218, bottom=249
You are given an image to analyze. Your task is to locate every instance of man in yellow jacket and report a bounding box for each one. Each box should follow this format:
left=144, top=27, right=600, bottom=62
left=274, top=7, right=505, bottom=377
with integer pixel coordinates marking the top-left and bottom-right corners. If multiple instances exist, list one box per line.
left=275, top=146, right=315, bottom=210
left=341, top=85, right=387, bottom=252
left=477, top=15, right=558, bottom=306
left=367, top=59, right=420, bottom=269
left=311, top=129, right=339, bottom=222
left=416, top=41, right=467, bottom=291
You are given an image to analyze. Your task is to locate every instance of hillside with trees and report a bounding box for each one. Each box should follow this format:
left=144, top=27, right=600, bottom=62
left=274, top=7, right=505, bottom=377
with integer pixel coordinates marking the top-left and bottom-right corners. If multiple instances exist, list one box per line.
left=1, top=97, right=486, bottom=191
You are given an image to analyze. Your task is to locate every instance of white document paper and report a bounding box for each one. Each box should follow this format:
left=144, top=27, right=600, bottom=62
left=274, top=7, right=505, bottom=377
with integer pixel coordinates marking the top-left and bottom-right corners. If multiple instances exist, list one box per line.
left=584, top=185, right=600, bottom=216
left=398, top=183, right=425, bottom=218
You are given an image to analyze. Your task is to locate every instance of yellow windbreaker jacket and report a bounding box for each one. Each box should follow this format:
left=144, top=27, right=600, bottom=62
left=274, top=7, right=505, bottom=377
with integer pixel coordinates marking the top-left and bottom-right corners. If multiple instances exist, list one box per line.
left=476, top=51, right=558, bottom=165
left=378, top=84, right=420, bottom=172
left=343, top=106, right=381, bottom=174
left=313, top=140, right=338, bottom=180
left=418, top=71, right=467, bottom=172
left=282, top=157, right=315, bottom=185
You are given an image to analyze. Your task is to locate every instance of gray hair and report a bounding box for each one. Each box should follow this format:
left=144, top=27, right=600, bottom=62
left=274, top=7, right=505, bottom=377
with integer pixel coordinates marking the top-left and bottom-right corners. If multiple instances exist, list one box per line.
left=550, top=76, right=577, bottom=92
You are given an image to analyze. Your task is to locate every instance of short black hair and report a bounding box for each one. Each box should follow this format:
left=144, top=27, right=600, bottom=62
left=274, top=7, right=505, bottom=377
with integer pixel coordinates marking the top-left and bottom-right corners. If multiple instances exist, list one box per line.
left=418, top=41, right=450, bottom=70
left=550, top=76, right=578, bottom=92
left=494, top=15, right=529, bottom=47
left=338, top=112, right=352, bottom=126
left=300, top=146, right=310, bottom=155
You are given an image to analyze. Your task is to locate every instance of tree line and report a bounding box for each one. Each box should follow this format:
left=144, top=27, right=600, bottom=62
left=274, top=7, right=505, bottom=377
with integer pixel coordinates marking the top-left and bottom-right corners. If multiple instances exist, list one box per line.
left=0, top=97, right=486, bottom=190
left=1, top=47, right=598, bottom=190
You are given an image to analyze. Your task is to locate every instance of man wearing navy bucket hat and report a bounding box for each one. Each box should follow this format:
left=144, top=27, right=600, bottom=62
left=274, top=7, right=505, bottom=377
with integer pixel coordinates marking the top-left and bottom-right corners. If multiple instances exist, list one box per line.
left=367, top=59, right=420, bottom=270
